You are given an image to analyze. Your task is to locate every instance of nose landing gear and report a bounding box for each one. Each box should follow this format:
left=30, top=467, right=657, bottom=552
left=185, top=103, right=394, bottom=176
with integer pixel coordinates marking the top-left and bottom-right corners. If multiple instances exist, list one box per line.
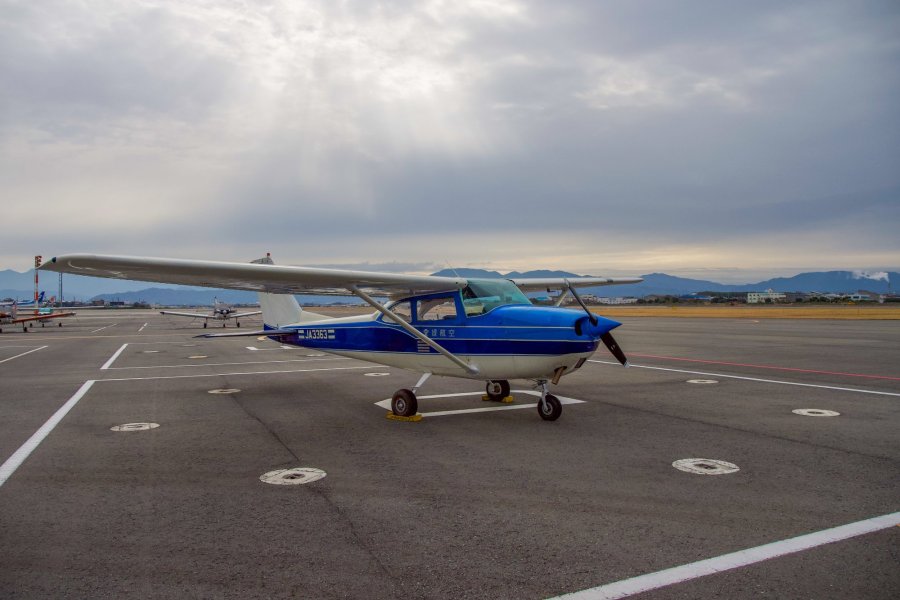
left=536, top=380, right=562, bottom=421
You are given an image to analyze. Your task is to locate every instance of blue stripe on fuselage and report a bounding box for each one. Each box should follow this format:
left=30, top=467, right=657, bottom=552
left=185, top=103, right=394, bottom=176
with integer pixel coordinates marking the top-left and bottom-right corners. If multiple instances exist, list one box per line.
left=268, top=306, right=619, bottom=357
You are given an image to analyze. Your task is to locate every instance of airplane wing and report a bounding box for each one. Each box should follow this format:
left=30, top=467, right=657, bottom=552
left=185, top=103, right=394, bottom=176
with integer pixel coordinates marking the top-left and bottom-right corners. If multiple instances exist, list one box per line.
left=12, top=311, right=75, bottom=324
left=229, top=311, right=263, bottom=319
left=40, top=254, right=467, bottom=298
left=511, top=277, right=643, bottom=292
left=160, top=310, right=211, bottom=319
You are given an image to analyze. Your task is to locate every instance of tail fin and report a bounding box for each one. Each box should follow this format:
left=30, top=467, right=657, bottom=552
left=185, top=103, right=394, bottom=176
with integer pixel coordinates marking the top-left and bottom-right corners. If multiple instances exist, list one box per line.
left=251, top=254, right=328, bottom=327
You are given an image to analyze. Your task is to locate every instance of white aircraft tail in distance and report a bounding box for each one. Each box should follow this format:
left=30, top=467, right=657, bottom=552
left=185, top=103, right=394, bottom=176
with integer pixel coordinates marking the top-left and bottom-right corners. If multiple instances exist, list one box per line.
left=160, top=297, right=262, bottom=328
left=41, top=253, right=642, bottom=421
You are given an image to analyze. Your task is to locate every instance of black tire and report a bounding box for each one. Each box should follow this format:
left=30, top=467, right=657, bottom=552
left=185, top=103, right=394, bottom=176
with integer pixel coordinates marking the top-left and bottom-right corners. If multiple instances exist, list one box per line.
left=203, top=322, right=208, bottom=329
left=236, top=322, right=241, bottom=328
left=537, top=393, right=562, bottom=421
left=391, top=389, right=418, bottom=417
left=485, top=380, right=511, bottom=401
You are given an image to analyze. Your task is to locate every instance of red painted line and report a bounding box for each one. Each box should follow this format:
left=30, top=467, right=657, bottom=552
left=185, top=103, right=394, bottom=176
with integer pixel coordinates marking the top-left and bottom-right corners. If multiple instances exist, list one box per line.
left=629, top=353, right=900, bottom=382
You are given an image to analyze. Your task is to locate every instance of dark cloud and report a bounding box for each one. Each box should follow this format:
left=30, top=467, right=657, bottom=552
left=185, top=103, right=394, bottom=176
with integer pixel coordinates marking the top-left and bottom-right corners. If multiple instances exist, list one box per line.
left=1, top=0, right=898, bottom=274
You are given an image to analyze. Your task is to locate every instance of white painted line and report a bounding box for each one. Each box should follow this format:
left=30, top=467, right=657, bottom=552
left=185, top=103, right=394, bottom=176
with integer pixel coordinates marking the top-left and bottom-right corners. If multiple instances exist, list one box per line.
left=0, top=380, right=95, bottom=488
left=550, top=511, right=900, bottom=600
left=137, top=322, right=148, bottom=332
left=0, top=345, right=48, bottom=365
left=374, top=390, right=585, bottom=418
left=98, top=365, right=378, bottom=382
left=90, top=323, right=117, bottom=333
left=589, top=360, right=900, bottom=398
left=105, top=357, right=347, bottom=370
left=0, top=345, right=48, bottom=349
left=100, top=343, right=128, bottom=370
left=245, top=345, right=295, bottom=352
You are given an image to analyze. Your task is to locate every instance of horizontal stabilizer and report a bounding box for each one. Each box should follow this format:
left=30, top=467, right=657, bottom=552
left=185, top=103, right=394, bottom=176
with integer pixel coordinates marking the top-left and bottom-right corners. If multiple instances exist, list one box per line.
left=195, top=328, right=295, bottom=339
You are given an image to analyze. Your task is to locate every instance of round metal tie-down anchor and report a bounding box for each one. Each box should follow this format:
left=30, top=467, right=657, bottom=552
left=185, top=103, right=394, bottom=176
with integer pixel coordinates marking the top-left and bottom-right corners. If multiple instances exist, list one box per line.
left=260, top=467, right=327, bottom=486
left=187, top=355, right=208, bottom=359
left=364, top=372, right=391, bottom=377
left=687, top=379, right=718, bottom=385
left=141, top=350, right=160, bottom=354
left=111, top=422, right=160, bottom=432
left=672, top=458, right=739, bottom=475
left=792, top=408, right=840, bottom=417
left=208, top=388, right=241, bottom=395
left=306, top=353, right=325, bottom=357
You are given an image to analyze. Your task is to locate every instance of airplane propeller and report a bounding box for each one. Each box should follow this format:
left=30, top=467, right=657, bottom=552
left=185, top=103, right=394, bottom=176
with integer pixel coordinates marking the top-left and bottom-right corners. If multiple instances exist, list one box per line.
left=600, top=332, right=629, bottom=366
left=564, top=279, right=629, bottom=367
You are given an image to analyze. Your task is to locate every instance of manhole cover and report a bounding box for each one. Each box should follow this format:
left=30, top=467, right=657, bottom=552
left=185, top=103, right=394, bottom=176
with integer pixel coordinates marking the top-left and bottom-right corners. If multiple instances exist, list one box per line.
left=209, top=388, right=241, bottom=394
left=687, top=379, right=718, bottom=385
left=364, top=372, right=391, bottom=377
left=111, top=422, right=160, bottom=432
left=792, top=409, right=840, bottom=417
left=672, top=458, right=739, bottom=475
left=188, top=355, right=208, bottom=359
left=260, top=467, right=327, bottom=486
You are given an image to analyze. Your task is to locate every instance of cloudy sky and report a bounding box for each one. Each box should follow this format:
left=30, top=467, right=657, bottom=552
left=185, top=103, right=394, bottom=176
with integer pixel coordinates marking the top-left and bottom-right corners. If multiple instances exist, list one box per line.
left=2, top=0, right=898, bottom=282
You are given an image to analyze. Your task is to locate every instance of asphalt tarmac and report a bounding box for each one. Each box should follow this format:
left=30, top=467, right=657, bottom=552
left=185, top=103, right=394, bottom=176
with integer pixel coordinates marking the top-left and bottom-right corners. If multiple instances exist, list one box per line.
left=1, top=310, right=898, bottom=599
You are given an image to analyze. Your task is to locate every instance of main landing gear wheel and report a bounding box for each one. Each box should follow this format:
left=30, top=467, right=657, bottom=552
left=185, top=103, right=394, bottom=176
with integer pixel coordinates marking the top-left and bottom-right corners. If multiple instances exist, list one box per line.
left=537, top=393, right=562, bottom=421
left=203, top=322, right=208, bottom=328
left=391, top=389, right=418, bottom=417
left=485, top=380, right=511, bottom=401
left=236, top=322, right=241, bottom=328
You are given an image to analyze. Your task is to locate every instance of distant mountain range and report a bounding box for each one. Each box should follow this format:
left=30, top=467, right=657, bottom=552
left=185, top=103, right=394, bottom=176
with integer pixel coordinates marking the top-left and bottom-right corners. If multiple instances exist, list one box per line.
left=1, top=268, right=896, bottom=305
left=431, top=269, right=899, bottom=298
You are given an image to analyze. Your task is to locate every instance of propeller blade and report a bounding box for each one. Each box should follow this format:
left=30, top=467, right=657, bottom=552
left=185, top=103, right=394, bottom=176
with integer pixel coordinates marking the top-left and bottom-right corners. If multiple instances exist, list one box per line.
left=600, top=332, right=629, bottom=366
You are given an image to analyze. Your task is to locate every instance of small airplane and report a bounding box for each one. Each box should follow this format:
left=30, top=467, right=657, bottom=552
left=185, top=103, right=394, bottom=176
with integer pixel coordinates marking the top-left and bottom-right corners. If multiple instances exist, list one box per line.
left=40, top=254, right=641, bottom=421
left=3, top=291, right=46, bottom=308
left=160, top=297, right=262, bottom=328
left=0, top=300, right=75, bottom=333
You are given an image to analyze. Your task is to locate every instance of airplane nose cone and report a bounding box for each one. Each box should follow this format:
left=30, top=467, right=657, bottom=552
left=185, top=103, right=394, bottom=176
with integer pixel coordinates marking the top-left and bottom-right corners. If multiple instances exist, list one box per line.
left=586, top=315, right=621, bottom=338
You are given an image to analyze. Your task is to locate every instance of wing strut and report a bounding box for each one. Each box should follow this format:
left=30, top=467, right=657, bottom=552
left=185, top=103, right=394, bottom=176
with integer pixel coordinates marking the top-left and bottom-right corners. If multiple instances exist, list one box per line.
left=565, top=279, right=598, bottom=325
left=349, top=286, right=479, bottom=376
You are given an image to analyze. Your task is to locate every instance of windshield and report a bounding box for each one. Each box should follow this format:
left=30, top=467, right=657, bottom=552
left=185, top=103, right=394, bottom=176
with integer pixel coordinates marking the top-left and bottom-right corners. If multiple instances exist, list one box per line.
left=462, top=279, right=531, bottom=316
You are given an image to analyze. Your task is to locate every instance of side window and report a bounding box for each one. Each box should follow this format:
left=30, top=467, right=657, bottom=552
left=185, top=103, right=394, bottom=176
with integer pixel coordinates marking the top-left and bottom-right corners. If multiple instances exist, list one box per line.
left=384, top=300, right=412, bottom=323
left=417, top=297, right=458, bottom=321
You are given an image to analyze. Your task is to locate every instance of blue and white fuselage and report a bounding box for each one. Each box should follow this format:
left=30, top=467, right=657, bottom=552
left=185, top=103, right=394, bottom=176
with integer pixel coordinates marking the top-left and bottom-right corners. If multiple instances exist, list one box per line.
left=265, top=282, right=621, bottom=381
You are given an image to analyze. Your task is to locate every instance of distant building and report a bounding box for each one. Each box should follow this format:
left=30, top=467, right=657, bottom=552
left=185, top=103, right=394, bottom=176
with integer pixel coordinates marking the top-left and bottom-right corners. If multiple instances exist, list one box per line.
left=747, top=289, right=786, bottom=303
left=848, top=291, right=878, bottom=302
left=596, top=297, right=639, bottom=305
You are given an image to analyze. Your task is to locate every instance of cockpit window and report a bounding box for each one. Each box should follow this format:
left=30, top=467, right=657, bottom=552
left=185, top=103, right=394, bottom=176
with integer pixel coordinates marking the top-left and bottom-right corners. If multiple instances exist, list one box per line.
left=382, top=300, right=412, bottom=323
left=462, top=279, right=531, bottom=316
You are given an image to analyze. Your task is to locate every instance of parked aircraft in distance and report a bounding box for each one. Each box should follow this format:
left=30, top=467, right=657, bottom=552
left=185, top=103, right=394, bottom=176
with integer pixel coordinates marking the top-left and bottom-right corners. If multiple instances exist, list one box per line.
left=41, top=254, right=641, bottom=421
left=160, top=297, right=261, bottom=328
left=0, top=301, right=75, bottom=333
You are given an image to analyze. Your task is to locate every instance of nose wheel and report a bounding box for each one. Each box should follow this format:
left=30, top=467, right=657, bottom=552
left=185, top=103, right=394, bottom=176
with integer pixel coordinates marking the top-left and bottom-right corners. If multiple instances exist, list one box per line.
left=536, top=380, right=562, bottom=421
